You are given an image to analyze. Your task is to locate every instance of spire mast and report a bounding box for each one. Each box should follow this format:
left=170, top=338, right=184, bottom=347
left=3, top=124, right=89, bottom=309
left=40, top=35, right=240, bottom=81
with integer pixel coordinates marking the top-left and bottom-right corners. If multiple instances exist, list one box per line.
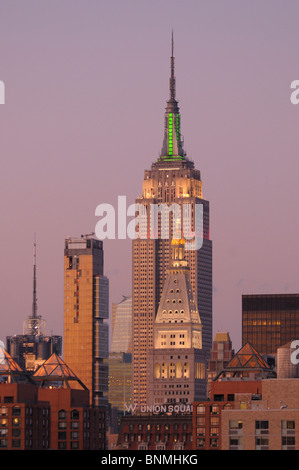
left=170, top=30, right=176, bottom=101
left=32, top=235, right=37, bottom=320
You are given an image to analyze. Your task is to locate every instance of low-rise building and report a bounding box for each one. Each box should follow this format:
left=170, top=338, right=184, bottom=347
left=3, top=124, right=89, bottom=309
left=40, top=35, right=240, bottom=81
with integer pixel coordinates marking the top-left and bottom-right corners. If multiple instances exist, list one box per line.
left=0, top=348, right=106, bottom=450
left=221, top=378, right=299, bottom=450
left=117, top=413, right=193, bottom=450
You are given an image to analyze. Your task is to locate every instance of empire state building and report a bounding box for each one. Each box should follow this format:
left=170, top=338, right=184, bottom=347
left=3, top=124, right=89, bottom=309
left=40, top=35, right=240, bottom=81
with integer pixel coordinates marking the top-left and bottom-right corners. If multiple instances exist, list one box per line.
left=132, top=35, right=212, bottom=407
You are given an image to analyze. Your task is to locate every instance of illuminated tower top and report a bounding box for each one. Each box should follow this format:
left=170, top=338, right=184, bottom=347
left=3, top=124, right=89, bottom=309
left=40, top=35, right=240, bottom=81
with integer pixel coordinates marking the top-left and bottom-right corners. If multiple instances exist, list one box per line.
left=160, top=32, right=186, bottom=162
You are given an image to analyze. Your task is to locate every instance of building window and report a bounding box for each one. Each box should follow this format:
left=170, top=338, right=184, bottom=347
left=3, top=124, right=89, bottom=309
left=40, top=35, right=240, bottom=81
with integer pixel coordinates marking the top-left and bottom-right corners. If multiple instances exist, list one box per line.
left=229, top=420, right=243, bottom=449
left=282, top=420, right=295, bottom=450
left=282, top=436, right=295, bottom=450
left=210, top=438, right=218, bottom=448
left=196, top=404, right=205, bottom=414
left=12, top=429, right=21, bottom=438
left=210, top=427, right=219, bottom=437
left=0, top=407, right=7, bottom=416
left=4, top=397, right=13, bottom=403
left=138, top=444, right=148, bottom=450
left=71, top=409, right=79, bottom=420
left=196, top=427, right=205, bottom=436
left=229, top=420, right=243, bottom=431
left=255, top=421, right=269, bottom=450
left=197, top=416, right=205, bottom=427
left=282, top=420, right=295, bottom=432
left=196, top=438, right=205, bottom=448
left=255, top=420, right=269, bottom=434
left=229, top=437, right=243, bottom=450
left=58, top=431, right=67, bottom=440
left=255, top=437, right=269, bottom=450
left=210, top=416, right=219, bottom=427
left=210, top=405, right=219, bottom=414
left=214, top=394, right=224, bottom=402
left=12, top=407, right=21, bottom=416
left=58, top=410, right=67, bottom=420
left=12, top=439, right=21, bottom=448
left=156, top=444, right=165, bottom=450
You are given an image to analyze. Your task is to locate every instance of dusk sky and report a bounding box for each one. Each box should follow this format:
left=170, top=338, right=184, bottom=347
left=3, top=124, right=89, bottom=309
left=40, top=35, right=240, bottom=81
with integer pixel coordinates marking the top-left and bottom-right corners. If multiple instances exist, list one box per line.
left=1, top=0, right=299, bottom=351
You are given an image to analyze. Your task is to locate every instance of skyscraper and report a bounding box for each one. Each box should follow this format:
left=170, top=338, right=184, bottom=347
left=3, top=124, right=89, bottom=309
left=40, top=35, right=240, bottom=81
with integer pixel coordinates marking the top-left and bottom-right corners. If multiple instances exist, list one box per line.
left=132, top=36, right=212, bottom=407
left=111, top=296, right=132, bottom=354
left=63, top=235, right=109, bottom=408
left=106, top=295, right=133, bottom=416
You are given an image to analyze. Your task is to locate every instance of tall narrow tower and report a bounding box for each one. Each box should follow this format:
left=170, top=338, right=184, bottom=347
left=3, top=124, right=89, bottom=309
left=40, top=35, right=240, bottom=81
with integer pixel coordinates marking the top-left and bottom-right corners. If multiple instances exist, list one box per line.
left=24, top=238, right=45, bottom=336
left=6, top=240, right=62, bottom=372
left=132, top=36, right=212, bottom=407
left=63, top=235, right=109, bottom=408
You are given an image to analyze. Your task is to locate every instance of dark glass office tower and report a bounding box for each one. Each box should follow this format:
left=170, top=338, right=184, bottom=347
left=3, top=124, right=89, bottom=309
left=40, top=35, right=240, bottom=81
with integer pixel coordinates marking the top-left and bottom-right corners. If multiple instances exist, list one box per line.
left=242, top=294, right=299, bottom=355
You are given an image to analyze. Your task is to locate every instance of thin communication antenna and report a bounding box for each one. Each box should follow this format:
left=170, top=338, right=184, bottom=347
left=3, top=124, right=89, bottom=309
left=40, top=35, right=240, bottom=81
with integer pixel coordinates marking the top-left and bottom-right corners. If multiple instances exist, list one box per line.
left=32, top=233, right=37, bottom=320
left=170, top=30, right=176, bottom=101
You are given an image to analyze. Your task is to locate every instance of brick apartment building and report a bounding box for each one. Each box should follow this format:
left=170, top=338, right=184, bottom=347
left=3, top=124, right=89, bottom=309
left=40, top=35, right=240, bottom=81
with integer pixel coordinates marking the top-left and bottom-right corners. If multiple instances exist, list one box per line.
left=0, top=349, right=106, bottom=450
left=117, top=413, right=193, bottom=450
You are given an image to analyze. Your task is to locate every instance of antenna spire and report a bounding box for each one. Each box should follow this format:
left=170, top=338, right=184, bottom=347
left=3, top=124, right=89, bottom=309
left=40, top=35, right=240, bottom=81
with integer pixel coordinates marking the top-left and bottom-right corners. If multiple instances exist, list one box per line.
left=32, top=234, right=37, bottom=320
left=170, top=30, right=176, bottom=101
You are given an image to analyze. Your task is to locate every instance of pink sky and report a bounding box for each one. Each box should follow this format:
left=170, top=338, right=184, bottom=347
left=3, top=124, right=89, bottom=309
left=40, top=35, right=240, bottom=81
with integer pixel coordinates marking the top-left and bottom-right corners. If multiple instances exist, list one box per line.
left=0, top=0, right=299, bottom=351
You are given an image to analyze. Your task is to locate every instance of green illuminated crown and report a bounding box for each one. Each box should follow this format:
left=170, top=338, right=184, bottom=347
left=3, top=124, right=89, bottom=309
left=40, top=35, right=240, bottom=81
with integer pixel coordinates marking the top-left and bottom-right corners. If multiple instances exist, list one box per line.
left=159, top=33, right=186, bottom=162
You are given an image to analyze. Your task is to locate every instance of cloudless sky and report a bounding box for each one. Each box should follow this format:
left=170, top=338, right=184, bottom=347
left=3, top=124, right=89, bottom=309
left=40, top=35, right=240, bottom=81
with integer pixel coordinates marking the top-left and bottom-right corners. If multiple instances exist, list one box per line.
left=0, top=0, right=299, bottom=351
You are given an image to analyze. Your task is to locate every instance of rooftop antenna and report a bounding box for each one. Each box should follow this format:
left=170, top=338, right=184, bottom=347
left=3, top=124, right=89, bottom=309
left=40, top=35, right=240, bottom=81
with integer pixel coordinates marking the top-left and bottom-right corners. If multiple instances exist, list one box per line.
left=23, top=235, right=46, bottom=336
left=32, top=234, right=37, bottom=320
left=170, top=29, right=176, bottom=102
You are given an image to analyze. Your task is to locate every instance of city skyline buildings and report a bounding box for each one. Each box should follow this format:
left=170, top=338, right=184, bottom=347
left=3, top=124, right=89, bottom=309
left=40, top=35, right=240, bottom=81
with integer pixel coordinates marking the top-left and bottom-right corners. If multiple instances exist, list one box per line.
left=1, top=2, right=299, bottom=355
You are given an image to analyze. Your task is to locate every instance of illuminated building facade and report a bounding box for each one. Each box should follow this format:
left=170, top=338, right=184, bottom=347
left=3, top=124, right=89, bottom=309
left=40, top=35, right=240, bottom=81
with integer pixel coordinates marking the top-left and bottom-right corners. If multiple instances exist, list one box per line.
left=242, top=294, right=299, bottom=355
left=133, top=36, right=212, bottom=407
left=63, top=235, right=109, bottom=408
left=148, top=240, right=206, bottom=407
